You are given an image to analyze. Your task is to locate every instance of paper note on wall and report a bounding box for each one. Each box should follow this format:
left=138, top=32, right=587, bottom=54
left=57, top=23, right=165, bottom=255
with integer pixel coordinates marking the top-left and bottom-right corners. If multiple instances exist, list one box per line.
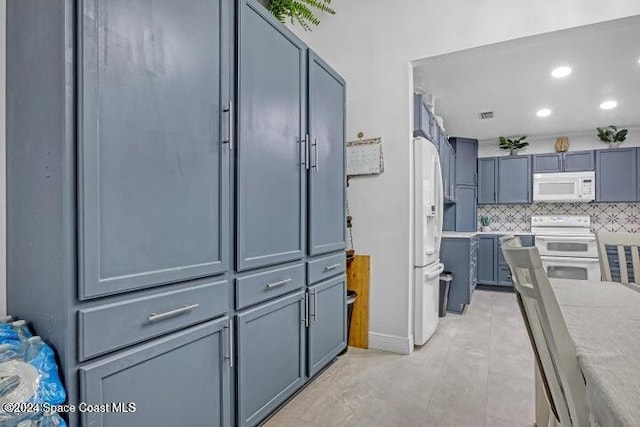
left=346, top=137, right=384, bottom=176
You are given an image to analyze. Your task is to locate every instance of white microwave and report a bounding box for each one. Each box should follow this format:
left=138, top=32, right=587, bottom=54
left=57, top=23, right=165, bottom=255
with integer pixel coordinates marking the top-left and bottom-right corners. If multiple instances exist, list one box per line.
left=533, top=171, right=595, bottom=202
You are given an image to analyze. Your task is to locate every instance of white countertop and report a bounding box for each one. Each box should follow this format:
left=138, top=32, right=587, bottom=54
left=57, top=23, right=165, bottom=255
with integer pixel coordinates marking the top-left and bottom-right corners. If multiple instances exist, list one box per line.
left=441, top=231, right=535, bottom=238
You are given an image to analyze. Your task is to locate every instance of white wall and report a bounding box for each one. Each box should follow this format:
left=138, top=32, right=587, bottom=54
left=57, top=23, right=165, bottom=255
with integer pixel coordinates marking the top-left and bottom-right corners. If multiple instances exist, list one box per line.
left=479, top=129, right=640, bottom=157
left=290, top=1, right=640, bottom=353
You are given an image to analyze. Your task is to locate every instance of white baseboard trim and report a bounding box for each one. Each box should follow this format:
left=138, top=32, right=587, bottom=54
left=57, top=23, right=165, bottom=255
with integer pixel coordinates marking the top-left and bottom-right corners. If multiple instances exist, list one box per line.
left=368, top=332, right=414, bottom=355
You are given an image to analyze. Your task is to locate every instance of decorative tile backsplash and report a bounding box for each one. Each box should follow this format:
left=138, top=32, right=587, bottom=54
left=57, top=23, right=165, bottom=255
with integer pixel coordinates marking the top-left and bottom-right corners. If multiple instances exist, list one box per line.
left=478, top=203, right=640, bottom=233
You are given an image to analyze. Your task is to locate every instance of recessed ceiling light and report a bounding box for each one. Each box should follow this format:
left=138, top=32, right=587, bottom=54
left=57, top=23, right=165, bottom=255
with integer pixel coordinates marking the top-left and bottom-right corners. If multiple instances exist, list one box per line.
left=551, top=66, right=572, bottom=78
left=600, top=100, right=618, bottom=110
left=536, top=108, right=552, bottom=117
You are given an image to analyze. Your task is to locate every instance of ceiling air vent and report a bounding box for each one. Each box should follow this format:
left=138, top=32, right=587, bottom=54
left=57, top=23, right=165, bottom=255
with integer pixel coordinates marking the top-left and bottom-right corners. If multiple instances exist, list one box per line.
left=478, top=111, right=494, bottom=120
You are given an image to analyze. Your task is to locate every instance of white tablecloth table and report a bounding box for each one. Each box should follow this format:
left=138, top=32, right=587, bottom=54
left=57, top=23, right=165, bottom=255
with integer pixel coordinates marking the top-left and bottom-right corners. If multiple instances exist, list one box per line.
left=536, top=279, right=640, bottom=427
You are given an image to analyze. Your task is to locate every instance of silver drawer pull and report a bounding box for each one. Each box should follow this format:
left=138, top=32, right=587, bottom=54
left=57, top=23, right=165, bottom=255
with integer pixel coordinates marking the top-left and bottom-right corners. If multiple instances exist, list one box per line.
left=323, top=263, right=342, bottom=271
left=266, top=279, right=292, bottom=289
left=148, top=303, right=199, bottom=323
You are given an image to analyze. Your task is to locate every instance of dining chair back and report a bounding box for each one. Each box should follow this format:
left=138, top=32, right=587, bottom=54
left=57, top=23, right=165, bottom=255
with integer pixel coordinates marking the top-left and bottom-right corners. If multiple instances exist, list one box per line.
left=596, top=231, right=640, bottom=284
left=500, top=235, right=590, bottom=427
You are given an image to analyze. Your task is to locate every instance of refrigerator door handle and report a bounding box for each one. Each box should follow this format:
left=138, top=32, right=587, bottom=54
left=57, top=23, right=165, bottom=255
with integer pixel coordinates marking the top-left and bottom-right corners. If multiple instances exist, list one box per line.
left=425, top=263, right=445, bottom=280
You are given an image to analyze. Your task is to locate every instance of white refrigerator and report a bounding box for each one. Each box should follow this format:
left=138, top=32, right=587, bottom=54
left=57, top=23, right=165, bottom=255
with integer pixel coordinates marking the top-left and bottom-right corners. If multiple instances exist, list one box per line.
left=413, top=136, right=444, bottom=346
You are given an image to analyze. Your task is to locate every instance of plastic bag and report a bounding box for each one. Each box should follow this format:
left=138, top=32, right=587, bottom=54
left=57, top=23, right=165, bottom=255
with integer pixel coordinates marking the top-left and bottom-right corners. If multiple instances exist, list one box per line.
left=0, top=319, right=67, bottom=426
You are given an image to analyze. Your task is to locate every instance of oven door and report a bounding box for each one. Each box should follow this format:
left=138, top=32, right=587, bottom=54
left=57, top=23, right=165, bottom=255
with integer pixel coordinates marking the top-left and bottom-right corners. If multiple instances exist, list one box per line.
left=535, top=235, right=598, bottom=258
left=540, top=256, right=601, bottom=281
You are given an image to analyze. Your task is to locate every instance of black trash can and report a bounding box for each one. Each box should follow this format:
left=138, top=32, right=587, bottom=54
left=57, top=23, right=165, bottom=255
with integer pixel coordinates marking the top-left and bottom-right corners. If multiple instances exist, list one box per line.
left=340, top=290, right=358, bottom=355
left=439, top=271, right=453, bottom=317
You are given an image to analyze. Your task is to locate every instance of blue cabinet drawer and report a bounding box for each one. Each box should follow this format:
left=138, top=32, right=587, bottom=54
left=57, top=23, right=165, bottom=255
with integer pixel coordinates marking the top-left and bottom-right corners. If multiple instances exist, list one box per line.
left=78, top=278, right=229, bottom=361
left=235, top=263, right=305, bottom=310
left=307, top=252, right=346, bottom=285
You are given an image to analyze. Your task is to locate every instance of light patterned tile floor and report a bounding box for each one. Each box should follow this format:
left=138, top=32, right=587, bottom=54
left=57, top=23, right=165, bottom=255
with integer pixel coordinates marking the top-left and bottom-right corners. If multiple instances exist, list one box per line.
left=264, top=290, right=535, bottom=427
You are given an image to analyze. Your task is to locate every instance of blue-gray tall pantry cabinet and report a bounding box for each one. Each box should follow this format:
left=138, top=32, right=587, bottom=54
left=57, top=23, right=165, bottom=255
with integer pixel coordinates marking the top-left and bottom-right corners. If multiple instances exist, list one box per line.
left=6, top=0, right=347, bottom=426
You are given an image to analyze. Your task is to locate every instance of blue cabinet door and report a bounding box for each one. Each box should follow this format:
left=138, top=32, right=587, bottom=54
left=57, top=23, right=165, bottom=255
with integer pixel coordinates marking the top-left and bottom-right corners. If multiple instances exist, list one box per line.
left=478, top=158, right=497, bottom=204
left=308, top=275, right=347, bottom=376
left=440, top=238, right=472, bottom=313
left=308, top=52, right=347, bottom=256
left=533, top=153, right=562, bottom=173
left=451, top=138, right=478, bottom=186
left=79, top=0, right=232, bottom=299
left=236, top=291, right=306, bottom=427
left=80, top=319, right=231, bottom=427
left=237, top=0, right=307, bottom=270
left=596, top=148, right=638, bottom=202
left=440, top=138, right=450, bottom=201
left=448, top=143, right=456, bottom=200
left=455, top=185, right=477, bottom=232
left=498, top=156, right=531, bottom=203
left=477, top=236, right=497, bottom=284
left=413, top=94, right=432, bottom=139
left=563, top=150, right=595, bottom=171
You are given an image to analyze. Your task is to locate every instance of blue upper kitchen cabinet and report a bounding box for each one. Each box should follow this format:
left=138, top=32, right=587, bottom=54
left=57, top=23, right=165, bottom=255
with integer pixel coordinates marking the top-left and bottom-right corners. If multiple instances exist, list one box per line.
left=533, top=153, right=563, bottom=173
left=307, top=52, right=347, bottom=256
left=498, top=156, right=532, bottom=203
left=237, top=0, right=307, bottom=271
left=564, top=150, right=595, bottom=172
left=478, top=158, right=497, bottom=204
left=79, top=0, right=231, bottom=299
left=596, top=148, right=638, bottom=202
left=533, top=150, right=594, bottom=173
left=413, top=94, right=434, bottom=140
left=451, top=138, right=478, bottom=186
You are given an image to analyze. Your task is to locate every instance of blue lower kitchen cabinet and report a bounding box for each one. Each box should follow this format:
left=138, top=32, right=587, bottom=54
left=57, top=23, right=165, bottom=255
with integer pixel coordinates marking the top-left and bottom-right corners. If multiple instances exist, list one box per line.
left=80, top=320, right=232, bottom=427
left=477, top=236, right=498, bottom=284
left=440, top=236, right=478, bottom=313
left=236, top=292, right=307, bottom=427
left=596, top=148, right=638, bottom=202
left=478, top=235, right=534, bottom=287
left=308, top=275, right=348, bottom=377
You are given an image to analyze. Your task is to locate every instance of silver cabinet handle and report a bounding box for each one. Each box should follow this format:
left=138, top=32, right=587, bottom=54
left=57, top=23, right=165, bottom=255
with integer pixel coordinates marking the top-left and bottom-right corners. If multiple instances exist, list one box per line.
left=299, top=135, right=309, bottom=169
left=323, top=263, right=341, bottom=271
left=148, top=303, right=199, bottom=323
left=223, top=101, right=234, bottom=150
left=303, top=293, right=309, bottom=327
left=266, top=278, right=292, bottom=289
left=229, top=321, right=234, bottom=368
left=312, top=290, right=318, bottom=322
left=312, top=138, right=319, bottom=172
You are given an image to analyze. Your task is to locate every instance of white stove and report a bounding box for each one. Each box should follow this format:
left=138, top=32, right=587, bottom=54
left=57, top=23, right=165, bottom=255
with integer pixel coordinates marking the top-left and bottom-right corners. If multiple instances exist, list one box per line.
left=531, top=215, right=601, bottom=281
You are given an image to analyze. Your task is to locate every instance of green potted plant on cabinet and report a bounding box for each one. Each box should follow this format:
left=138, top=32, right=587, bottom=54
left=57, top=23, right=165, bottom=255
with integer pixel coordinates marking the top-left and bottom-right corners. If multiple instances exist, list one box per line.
left=498, top=136, right=529, bottom=156
left=258, top=0, right=335, bottom=30
left=480, top=216, right=491, bottom=232
left=596, top=125, right=628, bottom=148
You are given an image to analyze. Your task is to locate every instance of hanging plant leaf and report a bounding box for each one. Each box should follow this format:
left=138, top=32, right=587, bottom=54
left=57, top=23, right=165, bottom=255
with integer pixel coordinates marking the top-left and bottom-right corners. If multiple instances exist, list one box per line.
left=269, top=0, right=335, bottom=30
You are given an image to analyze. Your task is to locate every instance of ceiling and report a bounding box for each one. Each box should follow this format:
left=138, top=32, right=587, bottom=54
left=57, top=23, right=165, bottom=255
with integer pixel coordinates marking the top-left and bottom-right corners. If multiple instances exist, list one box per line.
left=413, top=16, right=640, bottom=141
